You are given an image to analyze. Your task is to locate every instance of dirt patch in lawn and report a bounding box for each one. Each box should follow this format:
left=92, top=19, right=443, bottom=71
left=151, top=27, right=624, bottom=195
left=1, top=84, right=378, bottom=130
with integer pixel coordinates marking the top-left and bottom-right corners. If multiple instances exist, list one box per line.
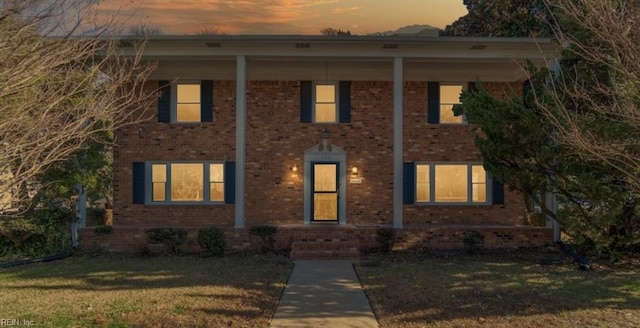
left=356, top=249, right=640, bottom=328
left=0, top=255, right=292, bottom=327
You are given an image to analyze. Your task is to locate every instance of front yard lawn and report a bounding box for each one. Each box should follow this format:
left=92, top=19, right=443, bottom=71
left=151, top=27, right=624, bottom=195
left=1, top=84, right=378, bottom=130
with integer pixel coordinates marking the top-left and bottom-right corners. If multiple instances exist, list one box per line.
left=357, top=251, right=640, bottom=328
left=0, top=255, right=292, bottom=327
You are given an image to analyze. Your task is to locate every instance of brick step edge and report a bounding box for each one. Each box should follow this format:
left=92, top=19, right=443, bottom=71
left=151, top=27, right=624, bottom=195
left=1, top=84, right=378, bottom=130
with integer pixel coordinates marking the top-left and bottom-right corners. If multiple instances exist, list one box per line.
left=291, top=241, right=359, bottom=251
left=290, top=249, right=360, bottom=260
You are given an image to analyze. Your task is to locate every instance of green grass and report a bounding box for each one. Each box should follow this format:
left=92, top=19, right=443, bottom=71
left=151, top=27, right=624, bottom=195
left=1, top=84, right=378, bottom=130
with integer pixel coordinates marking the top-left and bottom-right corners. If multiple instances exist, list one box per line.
left=356, top=252, right=640, bottom=328
left=0, top=255, right=292, bottom=327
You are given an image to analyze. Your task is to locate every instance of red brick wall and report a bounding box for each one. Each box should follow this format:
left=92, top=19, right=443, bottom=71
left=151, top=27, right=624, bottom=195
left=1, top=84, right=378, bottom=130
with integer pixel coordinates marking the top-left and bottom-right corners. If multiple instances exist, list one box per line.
left=245, top=80, right=394, bottom=225
left=113, top=80, right=526, bottom=228
left=403, top=81, right=526, bottom=225
left=113, top=81, right=237, bottom=227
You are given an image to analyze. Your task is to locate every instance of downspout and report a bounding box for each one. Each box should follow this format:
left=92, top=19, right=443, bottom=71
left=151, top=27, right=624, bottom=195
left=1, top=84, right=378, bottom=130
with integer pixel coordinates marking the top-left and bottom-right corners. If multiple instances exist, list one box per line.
left=71, top=184, right=87, bottom=248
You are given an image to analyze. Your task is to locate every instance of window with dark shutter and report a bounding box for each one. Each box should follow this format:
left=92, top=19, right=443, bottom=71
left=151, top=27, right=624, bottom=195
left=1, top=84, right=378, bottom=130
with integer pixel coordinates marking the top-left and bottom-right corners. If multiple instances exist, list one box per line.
left=403, top=162, right=415, bottom=204
left=201, top=80, right=214, bottom=122
left=427, top=82, right=440, bottom=124
left=492, top=178, right=505, bottom=205
left=158, top=81, right=171, bottom=123
left=132, top=162, right=146, bottom=204
left=338, top=81, right=351, bottom=123
left=224, top=161, right=236, bottom=204
left=300, top=81, right=312, bottom=123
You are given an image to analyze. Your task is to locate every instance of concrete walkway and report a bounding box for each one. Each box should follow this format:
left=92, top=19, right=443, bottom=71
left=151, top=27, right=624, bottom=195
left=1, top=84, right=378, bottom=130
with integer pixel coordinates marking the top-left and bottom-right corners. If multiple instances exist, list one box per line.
left=270, top=260, right=378, bottom=328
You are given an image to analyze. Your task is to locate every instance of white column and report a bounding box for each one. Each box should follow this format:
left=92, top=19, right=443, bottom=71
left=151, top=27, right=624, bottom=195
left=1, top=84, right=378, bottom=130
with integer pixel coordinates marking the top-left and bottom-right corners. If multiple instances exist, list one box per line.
left=393, top=57, right=403, bottom=229
left=235, top=55, right=247, bottom=228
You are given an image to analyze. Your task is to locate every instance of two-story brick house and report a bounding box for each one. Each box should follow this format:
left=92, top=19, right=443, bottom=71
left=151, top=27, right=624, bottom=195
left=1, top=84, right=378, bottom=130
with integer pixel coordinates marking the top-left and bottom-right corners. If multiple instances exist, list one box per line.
left=82, top=35, right=558, bottom=257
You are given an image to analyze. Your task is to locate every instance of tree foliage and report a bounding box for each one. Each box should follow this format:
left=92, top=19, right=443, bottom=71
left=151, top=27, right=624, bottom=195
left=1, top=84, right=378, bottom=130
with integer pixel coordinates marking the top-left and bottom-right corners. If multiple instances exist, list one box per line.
left=454, top=0, right=640, bottom=257
left=441, top=0, right=551, bottom=37
left=320, top=27, right=352, bottom=36
left=0, top=0, right=158, bottom=213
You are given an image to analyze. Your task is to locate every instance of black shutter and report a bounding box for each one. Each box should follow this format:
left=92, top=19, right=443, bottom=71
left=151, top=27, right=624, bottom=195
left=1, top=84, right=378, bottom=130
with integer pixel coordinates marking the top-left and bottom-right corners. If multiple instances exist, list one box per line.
left=224, top=161, right=236, bottom=204
left=403, top=162, right=415, bottom=204
left=427, top=82, right=440, bottom=124
left=492, top=178, right=505, bottom=205
left=158, top=81, right=171, bottom=123
left=132, top=162, right=146, bottom=204
left=338, top=81, right=351, bottom=123
left=300, top=81, right=312, bottom=123
left=468, top=82, right=477, bottom=92
left=201, top=80, right=214, bottom=122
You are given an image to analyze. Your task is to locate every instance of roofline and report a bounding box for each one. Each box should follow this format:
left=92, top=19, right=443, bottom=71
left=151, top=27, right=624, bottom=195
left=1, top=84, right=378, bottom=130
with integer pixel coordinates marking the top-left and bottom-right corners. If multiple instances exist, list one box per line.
left=107, top=34, right=554, bottom=45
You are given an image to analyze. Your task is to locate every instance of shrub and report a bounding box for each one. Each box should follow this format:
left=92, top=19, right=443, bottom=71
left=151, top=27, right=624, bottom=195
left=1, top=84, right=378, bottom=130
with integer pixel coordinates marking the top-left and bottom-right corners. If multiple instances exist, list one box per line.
left=463, top=230, right=484, bottom=254
left=376, top=227, right=396, bottom=254
left=197, top=227, right=225, bottom=257
left=249, top=225, right=277, bottom=254
left=146, top=227, right=187, bottom=255
left=0, top=208, right=73, bottom=260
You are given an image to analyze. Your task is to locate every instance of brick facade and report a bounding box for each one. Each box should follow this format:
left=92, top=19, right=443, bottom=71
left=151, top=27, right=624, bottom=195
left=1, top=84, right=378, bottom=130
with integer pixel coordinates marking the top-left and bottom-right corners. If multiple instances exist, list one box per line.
left=99, top=78, right=548, bottom=254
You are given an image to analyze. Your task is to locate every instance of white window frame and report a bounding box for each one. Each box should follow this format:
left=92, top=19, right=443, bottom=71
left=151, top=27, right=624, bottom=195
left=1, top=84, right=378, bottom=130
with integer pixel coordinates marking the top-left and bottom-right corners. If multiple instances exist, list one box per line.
left=312, top=81, right=339, bottom=124
left=172, top=81, right=201, bottom=123
left=145, top=161, right=225, bottom=205
left=415, top=162, right=491, bottom=205
left=439, top=83, right=467, bottom=125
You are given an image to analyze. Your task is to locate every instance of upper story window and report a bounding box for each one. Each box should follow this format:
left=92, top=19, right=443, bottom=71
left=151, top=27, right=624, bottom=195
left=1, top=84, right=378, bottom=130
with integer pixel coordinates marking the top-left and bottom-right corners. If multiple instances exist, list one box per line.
left=427, top=82, right=466, bottom=124
left=314, top=83, right=337, bottom=123
left=439, top=85, right=464, bottom=124
left=414, top=163, right=488, bottom=205
left=300, top=81, right=351, bottom=124
left=176, top=83, right=201, bottom=122
left=157, top=80, right=213, bottom=123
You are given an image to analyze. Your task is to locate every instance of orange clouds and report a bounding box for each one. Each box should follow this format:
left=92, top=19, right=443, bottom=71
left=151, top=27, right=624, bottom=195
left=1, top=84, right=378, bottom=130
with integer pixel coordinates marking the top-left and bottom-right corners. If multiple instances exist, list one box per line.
left=94, top=0, right=466, bottom=35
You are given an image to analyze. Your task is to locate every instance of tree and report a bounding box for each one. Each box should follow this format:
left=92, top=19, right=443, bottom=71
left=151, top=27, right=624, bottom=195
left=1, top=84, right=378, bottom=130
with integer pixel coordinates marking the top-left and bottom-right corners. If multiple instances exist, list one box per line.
left=0, top=1, right=158, bottom=213
left=441, top=0, right=551, bottom=37
left=127, top=24, right=163, bottom=36
left=320, top=27, right=352, bottom=36
left=453, top=0, right=640, bottom=256
left=535, top=0, right=640, bottom=194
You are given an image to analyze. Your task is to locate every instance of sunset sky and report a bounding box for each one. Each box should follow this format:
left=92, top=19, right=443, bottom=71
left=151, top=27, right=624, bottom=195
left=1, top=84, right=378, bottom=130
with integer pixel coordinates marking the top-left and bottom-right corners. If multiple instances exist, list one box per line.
left=96, top=0, right=468, bottom=35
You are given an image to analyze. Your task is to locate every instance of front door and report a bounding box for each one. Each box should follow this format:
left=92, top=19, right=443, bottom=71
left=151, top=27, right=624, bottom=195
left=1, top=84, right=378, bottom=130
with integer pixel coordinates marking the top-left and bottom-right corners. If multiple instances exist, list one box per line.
left=312, top=163, right=338, bottom=222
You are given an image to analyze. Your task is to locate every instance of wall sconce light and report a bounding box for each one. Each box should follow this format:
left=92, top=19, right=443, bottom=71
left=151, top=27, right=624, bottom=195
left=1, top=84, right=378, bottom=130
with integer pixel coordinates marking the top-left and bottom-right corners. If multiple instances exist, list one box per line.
left=292, top=164, right=298, bottom=172
left=351, top=166, right=358, bottom=175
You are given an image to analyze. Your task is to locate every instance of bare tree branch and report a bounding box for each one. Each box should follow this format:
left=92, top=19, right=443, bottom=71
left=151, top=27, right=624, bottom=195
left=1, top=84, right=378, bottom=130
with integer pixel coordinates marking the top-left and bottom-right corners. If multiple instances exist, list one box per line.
left=0, top=1, right=158, bottom=212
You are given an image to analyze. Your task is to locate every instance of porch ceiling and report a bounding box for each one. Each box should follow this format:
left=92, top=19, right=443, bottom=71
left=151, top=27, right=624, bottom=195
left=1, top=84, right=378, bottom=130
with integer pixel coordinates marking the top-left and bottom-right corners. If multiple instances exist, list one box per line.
left=128, top=35, right=559, bottom=82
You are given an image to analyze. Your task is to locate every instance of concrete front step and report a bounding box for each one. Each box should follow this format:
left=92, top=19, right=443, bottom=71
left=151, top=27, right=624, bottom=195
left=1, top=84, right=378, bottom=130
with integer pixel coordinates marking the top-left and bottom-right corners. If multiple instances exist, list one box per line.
left=289, top=238, right=361, bottom=259
left=290, top=249, right=360, bottom=260
left=291, top=241, right=359, bottom=251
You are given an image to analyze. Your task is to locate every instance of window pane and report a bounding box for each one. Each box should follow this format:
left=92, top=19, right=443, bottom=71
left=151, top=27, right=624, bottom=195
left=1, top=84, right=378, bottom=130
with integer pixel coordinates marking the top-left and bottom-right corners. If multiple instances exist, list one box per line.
left=315, top=103, right=336, bottom=122
left=151, top=164, right=167, bottom=202
left=435, top=165, right=468, bottom=202
left=314, top=164, right=336, bottom=192
left=473, top=184, right=487, bottom=203
left=314, top=193, right=337, bottom=220
left=177, top=104, right=201, bottom=122
left=472, top=165, right=486, bottom=183
left=210, top=182, right=224, bottom=202
left=316, top=85, right=335, bottom=103
left=440, top=104, right=463, bottom=123
left=416, top=164, right=430, bottom=202
left=152, top=183, right=166, bottom=202
left=440, top=85, right=463, bottom=104
left=171, top=163, right=203, bottom=201
left=152, top=164, right=166, bottom=182
left=210, top=164, right=224, bottom=182
left=177, top=84, right=200, bottom=103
